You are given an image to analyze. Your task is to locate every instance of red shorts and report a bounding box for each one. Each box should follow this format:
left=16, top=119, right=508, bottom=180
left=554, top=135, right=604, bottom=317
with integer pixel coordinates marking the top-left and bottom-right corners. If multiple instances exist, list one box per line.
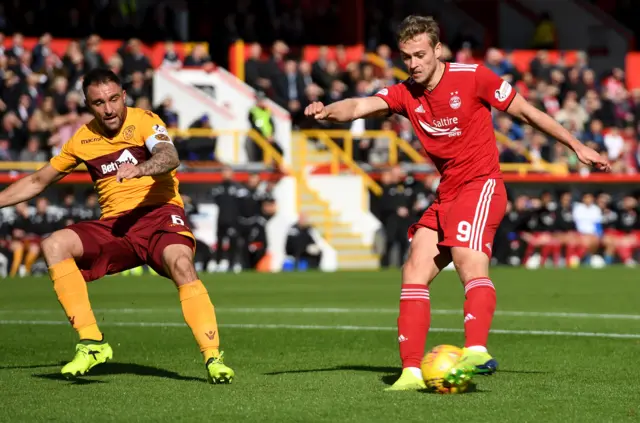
left=69, top=204, right=195, bottom=281
left=408, top=178, right=507, bottom=257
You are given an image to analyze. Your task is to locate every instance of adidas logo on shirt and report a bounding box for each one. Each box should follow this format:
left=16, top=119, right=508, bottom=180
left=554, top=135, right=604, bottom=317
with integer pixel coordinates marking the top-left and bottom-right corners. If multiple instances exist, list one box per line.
left=415, top=104, right=425, bottom=113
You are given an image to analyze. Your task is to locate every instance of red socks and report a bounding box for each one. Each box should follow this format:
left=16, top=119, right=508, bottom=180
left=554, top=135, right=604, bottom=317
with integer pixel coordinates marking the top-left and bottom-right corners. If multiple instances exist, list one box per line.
left=463, top=278, right=496, bottom=348
left=396, top=278, right=496, bottom=367
left=397, top=284, right=430, bottom=369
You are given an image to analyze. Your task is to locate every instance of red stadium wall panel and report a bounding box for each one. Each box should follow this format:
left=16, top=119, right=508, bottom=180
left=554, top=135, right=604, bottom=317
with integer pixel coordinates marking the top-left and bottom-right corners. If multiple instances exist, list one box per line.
left=626, top=53, right=640, bottom=90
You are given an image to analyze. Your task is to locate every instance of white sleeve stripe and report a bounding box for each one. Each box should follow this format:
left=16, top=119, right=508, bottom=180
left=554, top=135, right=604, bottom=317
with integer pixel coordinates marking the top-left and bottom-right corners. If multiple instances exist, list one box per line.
left=145, top=134, right=173, bottom=153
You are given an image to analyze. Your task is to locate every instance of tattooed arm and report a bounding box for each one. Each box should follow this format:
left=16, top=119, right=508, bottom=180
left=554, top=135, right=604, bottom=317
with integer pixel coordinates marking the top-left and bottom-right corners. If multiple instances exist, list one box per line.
left=116, top=143, right=180, bottom=182
left=137, top=142, right=180, bottom=176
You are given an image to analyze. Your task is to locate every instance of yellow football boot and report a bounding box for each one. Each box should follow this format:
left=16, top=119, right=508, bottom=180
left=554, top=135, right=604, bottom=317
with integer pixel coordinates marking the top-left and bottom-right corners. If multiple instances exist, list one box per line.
left=384, top=368, right=427, bottom=391
left=444, top=348, right=498, bottom=387
left=61, top=341, right=113, bottom=379
left=206, top=351, right=235, bottom=384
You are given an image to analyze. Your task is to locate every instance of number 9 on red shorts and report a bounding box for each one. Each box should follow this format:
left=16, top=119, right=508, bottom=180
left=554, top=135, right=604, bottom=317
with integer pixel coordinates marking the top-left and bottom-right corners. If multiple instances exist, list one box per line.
left=408, top=178, right=507, bottom=257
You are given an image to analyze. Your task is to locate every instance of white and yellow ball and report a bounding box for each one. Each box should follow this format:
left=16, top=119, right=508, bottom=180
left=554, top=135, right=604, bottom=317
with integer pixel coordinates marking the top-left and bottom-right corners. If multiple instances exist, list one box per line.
left=421, top=344, right=469, bottom=394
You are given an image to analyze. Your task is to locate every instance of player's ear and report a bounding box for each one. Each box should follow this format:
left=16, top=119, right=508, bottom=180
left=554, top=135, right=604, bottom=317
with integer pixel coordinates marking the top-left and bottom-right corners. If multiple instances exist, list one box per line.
left=121, top=89, right=127, bottom=104
left=433, top=42, right=442, bottom=61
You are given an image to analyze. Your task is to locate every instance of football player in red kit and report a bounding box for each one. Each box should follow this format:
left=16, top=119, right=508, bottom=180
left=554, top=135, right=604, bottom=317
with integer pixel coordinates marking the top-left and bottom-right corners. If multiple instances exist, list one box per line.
left=304, top=15, right=610, bottom=391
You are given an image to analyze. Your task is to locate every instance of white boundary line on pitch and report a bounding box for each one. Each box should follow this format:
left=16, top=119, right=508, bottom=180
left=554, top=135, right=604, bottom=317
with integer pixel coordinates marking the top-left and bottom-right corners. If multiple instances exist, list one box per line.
left=0, top=319, right=639, bottom=339
left=0, top=307, right=639, bottom=320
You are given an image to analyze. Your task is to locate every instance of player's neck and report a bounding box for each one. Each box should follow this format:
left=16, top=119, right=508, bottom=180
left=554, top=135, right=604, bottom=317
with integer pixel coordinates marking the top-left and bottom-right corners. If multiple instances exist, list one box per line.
left=424, top=61, right=445, bottom=92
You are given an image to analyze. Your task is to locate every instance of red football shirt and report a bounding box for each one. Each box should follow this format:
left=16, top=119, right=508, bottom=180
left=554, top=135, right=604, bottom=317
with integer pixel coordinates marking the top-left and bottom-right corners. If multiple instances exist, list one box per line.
left=375, top=62, right=516, bottom=202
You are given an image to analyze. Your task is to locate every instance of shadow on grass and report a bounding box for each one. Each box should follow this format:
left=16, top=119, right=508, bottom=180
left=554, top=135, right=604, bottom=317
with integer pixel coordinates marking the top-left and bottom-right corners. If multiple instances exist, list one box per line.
left=265, top=365, right=507, bottom=394
left=33, top=362, right=207, bottom=384
left=265, top=365, right=400, bottom=376
left=0, top=363, right=61, bottom=370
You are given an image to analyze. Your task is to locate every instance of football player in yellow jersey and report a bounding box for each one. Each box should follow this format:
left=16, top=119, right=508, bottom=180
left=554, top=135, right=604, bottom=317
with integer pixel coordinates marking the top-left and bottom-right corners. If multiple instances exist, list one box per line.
left=0, top=69, right=234, bottom=384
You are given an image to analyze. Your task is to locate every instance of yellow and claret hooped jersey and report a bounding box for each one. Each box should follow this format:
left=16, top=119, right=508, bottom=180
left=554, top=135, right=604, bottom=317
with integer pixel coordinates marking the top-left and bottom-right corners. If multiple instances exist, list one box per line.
left=50, top=107, right=184, bottom=219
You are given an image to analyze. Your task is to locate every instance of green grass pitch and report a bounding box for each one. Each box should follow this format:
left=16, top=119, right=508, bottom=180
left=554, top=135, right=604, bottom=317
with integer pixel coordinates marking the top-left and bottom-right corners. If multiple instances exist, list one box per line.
left=1, top=268, right=639, bottom=422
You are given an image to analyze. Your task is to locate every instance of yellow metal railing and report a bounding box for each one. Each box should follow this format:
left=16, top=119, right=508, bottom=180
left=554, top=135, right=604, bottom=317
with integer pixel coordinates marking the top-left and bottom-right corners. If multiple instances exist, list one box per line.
left=366, top=53, right=410, bottom=81
left=297, top=129, right=568, bottom=177
left=166, top=128, right=280, bottom=166
left=500, top=162, right=569, bottom=176
left=300, top=130, right=383, bottom=196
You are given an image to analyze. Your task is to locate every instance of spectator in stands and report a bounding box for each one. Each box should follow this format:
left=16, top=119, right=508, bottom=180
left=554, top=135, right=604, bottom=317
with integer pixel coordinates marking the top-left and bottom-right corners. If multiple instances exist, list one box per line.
left=1, top=111, right=26, bottom=154
left=245, top=43, right=272, bottom=92
left=555, top=95, right=589, bottom=132
left=247, top=91, right=283, bottom=162
left=275, top=59, right=305, bottom=120
left=285, top=214, right=322, bottom=270
left=211, top=166, right=241, bottom=272
left=19, top=136, right=46, bottom=161
left=83, top=34, right=106, bottom=71
left=6, top=32, right=24, bottom=63
left=573, top=192, right=603, bottom=262
left=0, top=138, right=14, bottom=161
left=31, top=32, right=53, bottom=71
left=378, top=167, right=413, bottom=268
left=604, top=127, right=625, bottom=162
left=180, top=114, right=216, bottom=160
left=184, top=44, right=212, bottom=67
left=125, top=71, right=151, bottom=106
left=531, top=12, right=557, bottom=49
left=121, top=38, right=153, bottom=80
left=160, top=41, right=182, bottom=70
left=153, top=97, right=179, bottom=130
left=298, top=60, right=315, bottom=91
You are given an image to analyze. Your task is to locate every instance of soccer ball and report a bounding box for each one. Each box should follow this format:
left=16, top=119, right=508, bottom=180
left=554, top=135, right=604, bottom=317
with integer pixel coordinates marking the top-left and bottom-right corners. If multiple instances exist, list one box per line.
left=420, top=345, right=469, bottom=394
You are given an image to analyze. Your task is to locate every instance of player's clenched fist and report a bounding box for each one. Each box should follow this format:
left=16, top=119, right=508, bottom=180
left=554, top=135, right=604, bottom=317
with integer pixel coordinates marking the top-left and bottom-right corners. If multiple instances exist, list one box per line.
left=116, top=163, right=142, bottom=182
left=304, top=101, right=329, bottom=120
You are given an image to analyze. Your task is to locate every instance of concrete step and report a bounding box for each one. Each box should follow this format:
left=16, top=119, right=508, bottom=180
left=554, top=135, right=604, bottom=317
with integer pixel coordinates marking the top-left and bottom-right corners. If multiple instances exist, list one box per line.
left=337, top=254, right=380, bottom=270
left=299, top=193, right=320, bottom=202
left=306, top=214, right=344, bottom=226
left=330, top=237, right=369, bottom=247
left=316, top=225, right=357, bottom=234
left=334, top=247, right=375, bottom=256
left=299, top=204, right=330, bottom=213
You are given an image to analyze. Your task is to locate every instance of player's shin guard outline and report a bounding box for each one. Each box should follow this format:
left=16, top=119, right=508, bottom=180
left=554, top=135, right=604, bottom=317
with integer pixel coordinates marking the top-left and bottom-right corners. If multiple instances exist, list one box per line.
left=463, top=278, right=496, bottom=348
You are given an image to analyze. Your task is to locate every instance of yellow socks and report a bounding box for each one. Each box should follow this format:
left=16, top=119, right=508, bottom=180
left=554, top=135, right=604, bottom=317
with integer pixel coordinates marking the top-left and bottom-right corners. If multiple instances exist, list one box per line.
left=178, top=280, right=220, bottom=362
left=24, top=247, right=39, bottom=275
left=10, top=243, right=24, bottom=277
left=49, top=258, right=102, bottom=341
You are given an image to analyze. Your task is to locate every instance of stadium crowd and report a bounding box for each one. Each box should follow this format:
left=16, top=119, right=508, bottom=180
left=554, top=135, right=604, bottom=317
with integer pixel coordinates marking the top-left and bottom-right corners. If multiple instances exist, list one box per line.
left=375, top=165, right=640, bottom=268
left=2, top=4, right=640, bottom=271
left=245, top=40, right=640, bottom=175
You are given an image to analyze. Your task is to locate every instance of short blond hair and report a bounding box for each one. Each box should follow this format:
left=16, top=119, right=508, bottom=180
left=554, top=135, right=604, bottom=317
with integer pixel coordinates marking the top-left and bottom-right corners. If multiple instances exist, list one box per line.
left=397, top=15, right=440, bottom=47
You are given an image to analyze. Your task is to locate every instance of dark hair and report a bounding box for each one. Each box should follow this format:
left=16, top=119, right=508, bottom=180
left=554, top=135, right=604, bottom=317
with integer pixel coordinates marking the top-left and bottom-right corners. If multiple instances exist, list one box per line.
left=82, top=68, right=121, bottom=95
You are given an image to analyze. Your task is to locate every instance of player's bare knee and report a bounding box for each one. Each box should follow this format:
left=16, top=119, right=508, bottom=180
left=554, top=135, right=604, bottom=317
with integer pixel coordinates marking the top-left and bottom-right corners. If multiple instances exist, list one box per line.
left=452, top=247, right=488, bottom=283
left=41, top=230, right=82, bottom=264
left=402, top=252, right=439, bottom=285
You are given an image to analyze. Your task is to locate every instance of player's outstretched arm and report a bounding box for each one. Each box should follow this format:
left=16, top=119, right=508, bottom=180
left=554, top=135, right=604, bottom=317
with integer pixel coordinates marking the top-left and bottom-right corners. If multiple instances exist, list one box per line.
left=117, top=142, right=180, bottom=182
left=0, top=164, right=66, bottom=208
left=304, top=96, right=390, bottom=123
left=506, top=94, right=611, bottom=172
